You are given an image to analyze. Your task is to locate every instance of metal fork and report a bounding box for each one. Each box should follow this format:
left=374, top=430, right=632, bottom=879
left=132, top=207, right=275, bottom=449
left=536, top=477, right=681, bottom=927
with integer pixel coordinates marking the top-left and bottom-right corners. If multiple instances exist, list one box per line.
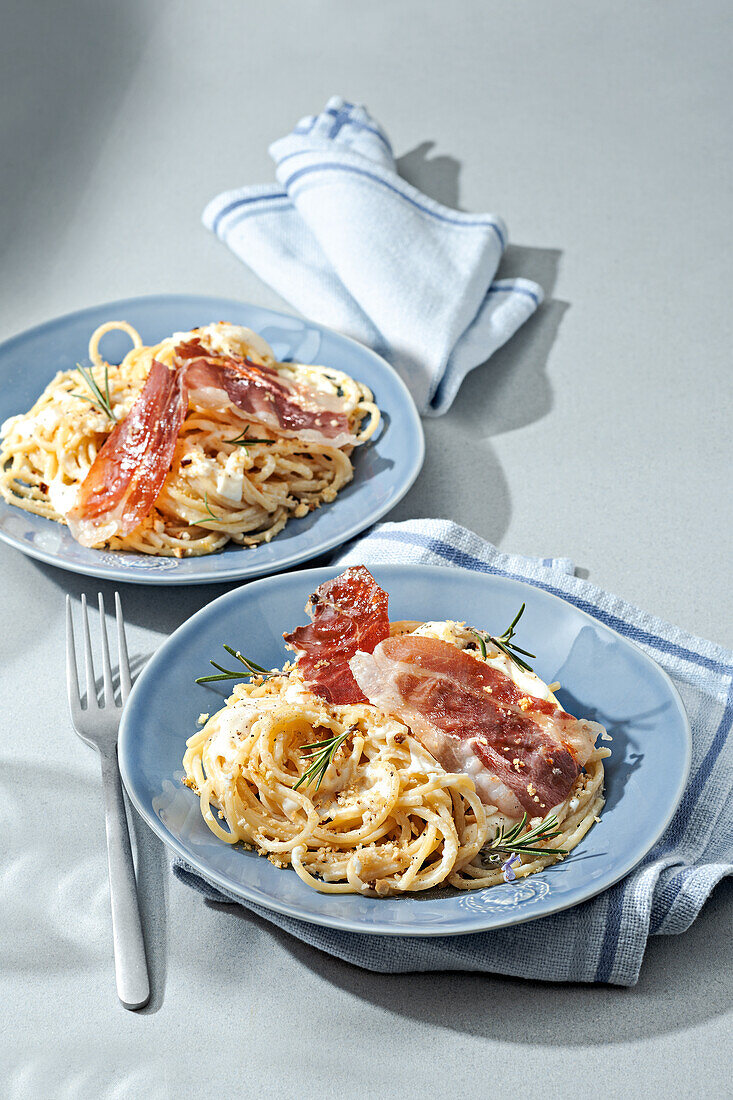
left=66, top=592, right=150, bottom=1011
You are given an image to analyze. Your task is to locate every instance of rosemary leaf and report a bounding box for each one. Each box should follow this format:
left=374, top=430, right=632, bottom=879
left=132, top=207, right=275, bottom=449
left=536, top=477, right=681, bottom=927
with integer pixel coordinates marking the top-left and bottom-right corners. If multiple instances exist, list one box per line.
left=292, top=729, right=352, bottom=791
left=195, top=643, right=274, bottom=685
left=471, top=603, right=536, bottom=673
left=221, top=645, right=272, bottom=676
left=484, top=813, right=567, bottom=860
left=103, top=364, right=114, bottom=417
left=226, top=425, right=274, bottom=449
left=194, top=671, right=241, bottom=684
left=502, top=605, right=526, bottom=637
left=72, top=362, right=117, bottom=421
left=201, top=492, right=224, bottom=523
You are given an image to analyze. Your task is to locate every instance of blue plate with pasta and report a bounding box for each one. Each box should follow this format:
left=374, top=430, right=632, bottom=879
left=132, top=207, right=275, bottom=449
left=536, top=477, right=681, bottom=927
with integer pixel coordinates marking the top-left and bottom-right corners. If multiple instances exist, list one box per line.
left=0, top=295, right=423, bottom=584
left=118, top=564, right=691, bottom=936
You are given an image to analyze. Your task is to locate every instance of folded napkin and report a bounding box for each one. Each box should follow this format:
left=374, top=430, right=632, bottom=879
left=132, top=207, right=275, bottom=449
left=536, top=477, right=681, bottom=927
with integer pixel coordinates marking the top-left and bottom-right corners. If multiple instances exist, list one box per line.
left=174, top=519, right=732, bottom=986
left=203, top=96, right=543, bottom=415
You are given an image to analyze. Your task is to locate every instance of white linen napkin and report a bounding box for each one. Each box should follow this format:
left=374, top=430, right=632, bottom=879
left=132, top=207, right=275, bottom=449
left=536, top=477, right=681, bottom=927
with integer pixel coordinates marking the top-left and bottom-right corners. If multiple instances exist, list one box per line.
left=203, top=96, right=543, bottom=415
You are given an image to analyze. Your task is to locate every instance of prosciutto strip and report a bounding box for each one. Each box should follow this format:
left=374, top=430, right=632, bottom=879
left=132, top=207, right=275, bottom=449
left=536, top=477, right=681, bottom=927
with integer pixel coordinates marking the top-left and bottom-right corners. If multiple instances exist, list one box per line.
left=65, top=341, right=359, bottom=545
left=350, top=635, right=602, bottom=818
left=284, top=566, right=390, bottom=705
left=177, top=341, right=357, bottom=448
left=67, top=361, right=187, bottom=547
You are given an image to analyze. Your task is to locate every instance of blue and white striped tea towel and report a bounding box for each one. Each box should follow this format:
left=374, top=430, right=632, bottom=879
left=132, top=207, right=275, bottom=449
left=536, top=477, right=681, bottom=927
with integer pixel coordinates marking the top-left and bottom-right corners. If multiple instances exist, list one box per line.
left=203, top=96, right=543, bottom=415
left=174, top=519, right=732, bottom=986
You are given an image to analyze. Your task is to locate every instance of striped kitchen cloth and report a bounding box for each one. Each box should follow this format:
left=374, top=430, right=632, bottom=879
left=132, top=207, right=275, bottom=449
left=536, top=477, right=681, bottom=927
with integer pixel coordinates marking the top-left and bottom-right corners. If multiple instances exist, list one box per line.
left=174, top=519, right=732, bottom=985
left=203, top=96, right=542, bottom=415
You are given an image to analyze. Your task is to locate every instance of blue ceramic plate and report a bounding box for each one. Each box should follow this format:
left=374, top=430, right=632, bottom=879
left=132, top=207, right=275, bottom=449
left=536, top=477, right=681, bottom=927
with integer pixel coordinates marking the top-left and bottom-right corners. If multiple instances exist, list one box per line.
left=0, top=295, right=423, bottom=584
left=119, top=565, right=691, bottom=936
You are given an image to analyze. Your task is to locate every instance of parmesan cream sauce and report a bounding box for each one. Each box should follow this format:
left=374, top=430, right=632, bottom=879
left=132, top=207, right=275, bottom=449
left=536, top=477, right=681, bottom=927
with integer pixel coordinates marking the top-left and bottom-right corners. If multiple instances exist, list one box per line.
left=171, top=322, right=276, bottom=367
left=203, top=678, right=320, bottom=773
left=202, top=672, right=441, bottom=810
left=47, top=476, right=80, bottom=516
left=2, top=407, right=64, bottom=439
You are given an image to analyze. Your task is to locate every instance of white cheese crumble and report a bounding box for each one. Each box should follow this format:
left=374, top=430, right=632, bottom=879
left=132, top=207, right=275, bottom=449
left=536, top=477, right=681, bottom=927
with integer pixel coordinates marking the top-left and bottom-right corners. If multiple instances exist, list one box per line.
left=47, top=477, right=79, bottom=516
left=182, top=449, right=217, bottom=480
left=215, top=451, right=245, bottom=502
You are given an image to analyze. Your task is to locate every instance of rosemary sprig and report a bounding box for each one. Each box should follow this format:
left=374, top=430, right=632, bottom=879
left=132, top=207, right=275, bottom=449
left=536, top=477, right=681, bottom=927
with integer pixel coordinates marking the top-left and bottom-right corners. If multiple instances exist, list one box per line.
left=226, top=425, right=274, bottom=449
left=484, top=813, right=567, bottom=860
left=472, top=602, right=536, bottom=673
left=195, top=644, right=273, bottom=684
left=292, top=729, right=352, bottom=791
left=71, top=362, right=117, bottom=422
left=201, top=492, right=224, bottom=523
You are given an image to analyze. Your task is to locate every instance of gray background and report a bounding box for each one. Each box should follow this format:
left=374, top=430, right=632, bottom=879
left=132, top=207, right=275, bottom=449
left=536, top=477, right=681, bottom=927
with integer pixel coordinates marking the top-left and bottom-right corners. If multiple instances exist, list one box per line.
left=2, top=1, right=731, bottom=1097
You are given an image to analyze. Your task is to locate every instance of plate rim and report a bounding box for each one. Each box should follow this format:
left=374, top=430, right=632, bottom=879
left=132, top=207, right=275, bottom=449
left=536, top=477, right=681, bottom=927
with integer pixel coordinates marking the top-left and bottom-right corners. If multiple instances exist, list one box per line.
left=0, top=293, right=425, bottom=584
left=118, top=563, right=692, bottom=936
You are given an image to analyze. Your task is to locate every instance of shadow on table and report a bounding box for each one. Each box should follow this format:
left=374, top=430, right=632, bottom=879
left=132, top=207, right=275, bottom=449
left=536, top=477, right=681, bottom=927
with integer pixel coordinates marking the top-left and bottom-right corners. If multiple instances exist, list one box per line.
left=389, top=141, right=569, bottom=544
left=32, top=558, right=242, bottom=635
left=222, top=876, right=733, bottom=1046
left=397, top=141, right=464, bottom=209
left=2, top=757, right=169, bottom=1013
left=390, top=288, right=567, bottom=540
left=130, top=808, right=170, bottom=1015
left=0, top=0, right=152, bottom=271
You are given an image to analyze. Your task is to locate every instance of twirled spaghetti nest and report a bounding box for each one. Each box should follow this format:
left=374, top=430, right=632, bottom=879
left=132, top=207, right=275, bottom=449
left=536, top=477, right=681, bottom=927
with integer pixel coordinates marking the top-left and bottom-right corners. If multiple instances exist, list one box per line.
left=0, top=322, right=380, bottom=556
left=183, top=671, right=607, bottom=896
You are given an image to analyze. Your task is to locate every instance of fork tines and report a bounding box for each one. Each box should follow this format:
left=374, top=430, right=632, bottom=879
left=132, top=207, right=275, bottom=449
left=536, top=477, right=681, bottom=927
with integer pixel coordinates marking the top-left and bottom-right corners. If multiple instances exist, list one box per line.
left=66, top=592, right=131, bottom=716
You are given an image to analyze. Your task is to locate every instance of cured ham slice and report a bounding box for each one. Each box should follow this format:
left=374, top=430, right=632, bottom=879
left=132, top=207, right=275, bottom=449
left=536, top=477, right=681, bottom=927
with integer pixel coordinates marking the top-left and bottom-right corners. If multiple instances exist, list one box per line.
left=67, top=361, right=187, bottom=547
left=65, top=340, right=360, bottom=545
left=350, top=635, right=602, bottom=818
left=176, top=342, right=358, bottom=449
left=284, top=567, right=389, bottom=705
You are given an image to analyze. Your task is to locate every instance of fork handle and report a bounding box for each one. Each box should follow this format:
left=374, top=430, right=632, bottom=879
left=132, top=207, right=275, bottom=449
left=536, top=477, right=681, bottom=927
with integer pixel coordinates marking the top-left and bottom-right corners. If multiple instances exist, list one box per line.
left=100, top=749, right=150, bottom=1010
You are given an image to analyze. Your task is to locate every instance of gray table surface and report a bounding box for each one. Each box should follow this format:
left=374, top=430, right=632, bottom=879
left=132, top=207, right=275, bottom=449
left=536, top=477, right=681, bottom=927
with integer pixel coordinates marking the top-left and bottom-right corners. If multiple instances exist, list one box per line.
left=2, top=1, right=731, bottom=1097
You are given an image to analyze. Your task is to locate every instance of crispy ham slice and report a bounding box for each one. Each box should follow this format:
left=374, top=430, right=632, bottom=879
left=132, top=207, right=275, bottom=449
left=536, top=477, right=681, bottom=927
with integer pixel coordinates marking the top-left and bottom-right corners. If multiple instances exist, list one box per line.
left=284, top=566, right=389, bottom=705
left=65, top=341, right=359, bottom=546
left=350, top=635, right=603, bottom=819
left=67, top=361, right=187, bottom=547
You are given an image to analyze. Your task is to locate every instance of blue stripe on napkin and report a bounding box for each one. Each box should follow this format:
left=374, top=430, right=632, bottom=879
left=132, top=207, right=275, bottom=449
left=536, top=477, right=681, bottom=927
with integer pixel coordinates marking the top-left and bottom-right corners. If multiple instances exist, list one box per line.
left=203, top=96, right=543, bottom=415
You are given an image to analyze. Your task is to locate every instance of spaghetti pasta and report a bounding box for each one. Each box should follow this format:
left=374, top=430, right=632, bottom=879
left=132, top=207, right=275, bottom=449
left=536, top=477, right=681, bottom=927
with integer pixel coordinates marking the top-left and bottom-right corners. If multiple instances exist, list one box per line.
left=0, top=321, right=379, bottom=555
left=183, top=616, right=609, bottom=897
